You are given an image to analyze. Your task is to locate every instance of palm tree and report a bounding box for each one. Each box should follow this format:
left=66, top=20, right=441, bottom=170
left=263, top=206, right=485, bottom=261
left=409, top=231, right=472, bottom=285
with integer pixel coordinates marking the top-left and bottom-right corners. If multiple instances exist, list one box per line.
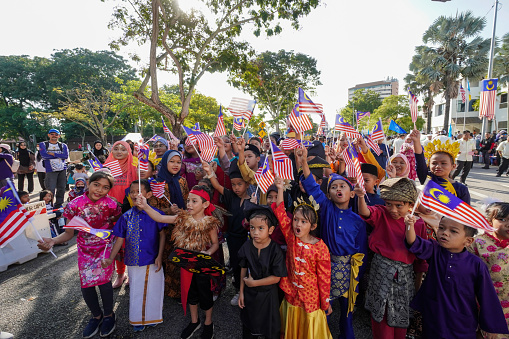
left=419, top=11, right=490, bottom=132
left=494, top=33, right=509, bottom=85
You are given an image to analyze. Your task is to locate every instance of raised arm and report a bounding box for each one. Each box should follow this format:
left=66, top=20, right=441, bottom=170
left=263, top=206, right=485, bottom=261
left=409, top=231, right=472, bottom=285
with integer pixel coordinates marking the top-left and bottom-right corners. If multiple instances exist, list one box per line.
left=354, top=184, right=371, bottom=218
left=202, top=160, right=224, bottom=195
left=404, top=214, right=417, bottom=245
left=137, top=195, right=178, bottom=224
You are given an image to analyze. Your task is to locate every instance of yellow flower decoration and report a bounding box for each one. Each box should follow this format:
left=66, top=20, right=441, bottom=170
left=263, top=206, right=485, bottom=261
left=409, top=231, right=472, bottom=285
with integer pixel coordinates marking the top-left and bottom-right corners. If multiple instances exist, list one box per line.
left=424, top=139, right=460, bottom=162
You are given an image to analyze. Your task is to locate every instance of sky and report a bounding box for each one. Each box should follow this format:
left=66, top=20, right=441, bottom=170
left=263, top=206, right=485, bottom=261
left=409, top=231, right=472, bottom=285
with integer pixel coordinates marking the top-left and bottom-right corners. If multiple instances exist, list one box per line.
left=2, top=0, right=508, bottom=126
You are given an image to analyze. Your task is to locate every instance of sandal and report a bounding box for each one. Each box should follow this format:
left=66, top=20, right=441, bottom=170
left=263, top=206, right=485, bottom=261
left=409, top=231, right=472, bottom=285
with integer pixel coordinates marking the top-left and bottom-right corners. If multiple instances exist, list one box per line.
left=112, top=274, right=127, bottom=289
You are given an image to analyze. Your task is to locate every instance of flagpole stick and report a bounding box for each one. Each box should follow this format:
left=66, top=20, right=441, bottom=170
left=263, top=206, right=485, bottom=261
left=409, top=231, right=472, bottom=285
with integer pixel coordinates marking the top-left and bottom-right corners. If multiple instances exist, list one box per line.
left=163, top=195, right=173, bottom=206
left=103, top=240, right=109, bottom=259
left=408, top=191, right=423, bottom=230
left=6, top=178, right=57, bottom=258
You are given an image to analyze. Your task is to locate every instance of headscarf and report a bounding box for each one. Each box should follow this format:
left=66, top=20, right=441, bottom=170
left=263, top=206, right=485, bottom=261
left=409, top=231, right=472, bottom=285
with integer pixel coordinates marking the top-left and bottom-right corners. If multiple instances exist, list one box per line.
left=153, top=137, right=169, bottom=151
left=389, top=153, right=410, bottom=178
left=189, top=189, right=215, bottom=216
left=157, top=150, right=185, bottom=208
left=105, top=141, right=138, bottom=202
left=93, top=141, right=108, bottom=158
left=17, top=145, right=30, bottom=166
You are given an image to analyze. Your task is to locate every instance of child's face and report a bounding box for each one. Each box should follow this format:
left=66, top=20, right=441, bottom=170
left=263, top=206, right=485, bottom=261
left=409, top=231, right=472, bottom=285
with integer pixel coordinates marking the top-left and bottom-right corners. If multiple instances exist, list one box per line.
left=430, top=153, right=455, bottom=178
left=184, top=144, right=197, bottom=155
left=140, top=168, right=154, bottom=179
left=112, top=144, right=129, bottom=160
left=43, top=193, right=53, bottom=204
left=328, top=179, right=354, bottom=205
left=231, top=178, right=249, bottom=197
left=129, top=184, right=152, bottom=201
left=384, top=200, right=412, bottom=220
left=437, top=218, right=474, bottom=252
left=292, top=210, right=316, bottom=239
left=249, top=139, right=261, bottom=151
left=249, top=217, right=273, bottom=245
left=187, top=192, right=209, bottom=217
left=492, top=216, right=509, bottom=240
left=266, top=191, right=278, bottom=205
left=391, top=157, right=407, bottom=177
left=76, top=168, right=85, bottom=173
left=362, top=173, right=379, bottom=194
left=76, top=181, right=85, bottom=189
left=167, top=155, right=182, bottom=175
left=244, top=150, right=260, bottom=170
left=20, top=194, right=30, bottom=204
left=88, top=178, right=112, bottom=202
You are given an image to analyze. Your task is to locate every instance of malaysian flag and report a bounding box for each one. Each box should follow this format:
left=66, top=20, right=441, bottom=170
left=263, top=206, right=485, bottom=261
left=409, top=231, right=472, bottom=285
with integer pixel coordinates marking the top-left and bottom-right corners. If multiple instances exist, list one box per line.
left=366, top=135, right=382, bottom=156
left=280, top=138, right=312, bottom=151
left=371, top=119, right=385, bottom=141
left=147, top=134, right=158, bottom=143
left=233, top=117, right=244, bottom=131
left=298, top=87, right=323, bottom=114
left=288, top=104, right=313, bottom=133
left=213, top=106, right=227, bottom=137
left=419, top=180, right=494, bottom=232
left=64, top=216, right=113, bottom=240
left=408, top=90, right=418, bottom=123
left=459, top=85, right=466, bottom=104
left=136, top=143, right=150, bottom=171
left=162, top=117, right=171, bottom=134
left=317, top=114, right=327, bottom=136
left=270, top=141, right=294, bottom=181
left=335, top=114, right=361, bottom=139
left=88, top=154, right=103, bottom=171
left=149, top=180, right=166, bottom=199
left=356, top=111, right=370, bottom=124
left=254, top=156, right=275, bottom=193
left=343, top=142, right=365, bottom=194
left=182, top=125, right=217, bottom=162
left=228, top=97, right=256, bottom=121
left=479, top=78, right=498, bottom=121
left=103, top=159, right=123, bottom=177
left=0, top=187, right=30, bottom=248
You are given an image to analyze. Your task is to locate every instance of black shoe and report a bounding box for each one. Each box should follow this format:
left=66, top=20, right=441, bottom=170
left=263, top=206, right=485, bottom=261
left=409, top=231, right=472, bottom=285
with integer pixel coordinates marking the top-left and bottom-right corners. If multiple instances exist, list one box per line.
left=496, top=174, right=502, bottom=177
left=481, top=166, right=489, bottom=169
left=100, top=313, right=116, bottom=337
left=181, top=321, right=201, bottom=339
left=201, top=323, right=214, bottom=339
left=83, top=315, right=103, bottom=338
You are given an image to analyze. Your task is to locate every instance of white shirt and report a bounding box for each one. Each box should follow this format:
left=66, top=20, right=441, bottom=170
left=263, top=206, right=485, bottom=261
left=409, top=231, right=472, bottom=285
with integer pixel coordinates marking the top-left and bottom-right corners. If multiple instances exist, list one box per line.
left=497, top=141, right=509, bottom=159
left=35, top=151, right=45, bottom=173
left=456, top=139, right=476, bottom=162
left=392, top=138, right=405, bottom=154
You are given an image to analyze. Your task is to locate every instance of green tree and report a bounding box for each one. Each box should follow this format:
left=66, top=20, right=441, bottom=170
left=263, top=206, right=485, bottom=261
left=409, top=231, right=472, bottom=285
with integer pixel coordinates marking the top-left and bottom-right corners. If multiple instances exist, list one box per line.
left=494, top=32, right=509, bottom=85
left=228, top=50, right=321, bottom=132
left=105, top=0, right=321, bottom=136
left=339, top=89, right=383, bottom=130
left=419, top=11, right=490, bottom=132
left=372, top=95, right=425, bottom=135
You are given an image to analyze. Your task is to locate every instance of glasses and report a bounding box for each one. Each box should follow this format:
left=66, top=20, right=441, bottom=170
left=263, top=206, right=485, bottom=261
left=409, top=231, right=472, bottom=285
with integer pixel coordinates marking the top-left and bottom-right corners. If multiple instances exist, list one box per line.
left=20, top=144, right=26, bottom=147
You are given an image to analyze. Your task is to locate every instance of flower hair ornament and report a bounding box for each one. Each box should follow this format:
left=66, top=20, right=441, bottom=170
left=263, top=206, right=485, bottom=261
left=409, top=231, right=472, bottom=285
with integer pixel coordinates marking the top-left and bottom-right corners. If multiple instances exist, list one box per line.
left=293, top=195, right=320, bottom=221
left=424, top=139, right=460, bottom=162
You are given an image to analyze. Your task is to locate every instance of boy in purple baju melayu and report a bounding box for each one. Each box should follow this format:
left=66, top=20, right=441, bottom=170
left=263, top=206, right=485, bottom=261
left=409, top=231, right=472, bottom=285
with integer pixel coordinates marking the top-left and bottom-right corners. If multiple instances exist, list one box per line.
left=404, top=215, right=509, bottom=338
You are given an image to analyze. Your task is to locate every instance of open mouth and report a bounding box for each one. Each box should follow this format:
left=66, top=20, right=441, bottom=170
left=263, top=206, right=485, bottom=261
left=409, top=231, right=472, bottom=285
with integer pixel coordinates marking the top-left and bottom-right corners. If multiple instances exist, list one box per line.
left=336, top=192, right=343, bottom=198
left=439, top=237, right=448, bottom=243
left=295, top=227, right=301, bottom=235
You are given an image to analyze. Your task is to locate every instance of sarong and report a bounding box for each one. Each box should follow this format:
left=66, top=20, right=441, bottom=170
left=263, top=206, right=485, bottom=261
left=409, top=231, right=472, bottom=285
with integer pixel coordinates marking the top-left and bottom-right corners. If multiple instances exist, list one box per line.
left=127, top=264, right=164, bottom=326
left=279, top=299, right=332, bottom=339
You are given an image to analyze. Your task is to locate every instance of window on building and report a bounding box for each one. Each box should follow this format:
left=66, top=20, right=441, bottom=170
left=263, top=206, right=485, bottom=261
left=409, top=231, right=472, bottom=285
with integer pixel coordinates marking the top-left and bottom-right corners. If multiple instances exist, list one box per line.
left=457, top=101, right=466, bottom=112
left=436, top=104, right=444, bottom=116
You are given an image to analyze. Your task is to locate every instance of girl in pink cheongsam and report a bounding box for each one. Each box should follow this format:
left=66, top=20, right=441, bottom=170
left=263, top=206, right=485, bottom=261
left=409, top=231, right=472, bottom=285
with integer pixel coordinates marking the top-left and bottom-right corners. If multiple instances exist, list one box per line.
left=38, top=171, right=122, bottom=338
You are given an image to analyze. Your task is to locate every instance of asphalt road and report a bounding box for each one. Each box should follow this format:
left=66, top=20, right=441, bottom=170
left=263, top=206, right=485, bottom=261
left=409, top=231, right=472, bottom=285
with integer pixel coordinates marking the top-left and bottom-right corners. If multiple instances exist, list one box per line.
left=1, top=164, right=507, bottom=339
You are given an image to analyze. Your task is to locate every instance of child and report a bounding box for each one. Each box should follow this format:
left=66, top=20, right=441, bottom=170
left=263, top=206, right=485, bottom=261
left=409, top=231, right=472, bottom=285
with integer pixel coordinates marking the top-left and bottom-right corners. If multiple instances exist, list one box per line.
left=68, top=178, right=86, bottom=202
left=73, top=163, right=89, bottom=183
left=40, top=190, right=62, bottom=239
left=37, top=171, right=122, bottom=338
left=202, top=160, right=250, bottom=306
left=297, top=145, right=366, bottom=339
left=469, top=202, right=509, bottom=337
left=238, top=204, right=287, bottom=339
left=356, top=177, right=428, bottom=339
left=272, top=176, right=333, bottom=339
left=102, top=179, right=166, bottom=332
left=137, top=185, right=219, bottom=339
left=405, top=215, right=509, bottom=338
left=351, top=163, right=384, bottom=214
left=18, top=191, right=30, bottom=204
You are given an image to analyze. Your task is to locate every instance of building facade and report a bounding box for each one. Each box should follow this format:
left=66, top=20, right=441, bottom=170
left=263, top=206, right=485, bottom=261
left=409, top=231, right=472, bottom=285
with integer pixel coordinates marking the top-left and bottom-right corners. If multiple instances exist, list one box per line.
left=348, top=77, right=399, bottom=101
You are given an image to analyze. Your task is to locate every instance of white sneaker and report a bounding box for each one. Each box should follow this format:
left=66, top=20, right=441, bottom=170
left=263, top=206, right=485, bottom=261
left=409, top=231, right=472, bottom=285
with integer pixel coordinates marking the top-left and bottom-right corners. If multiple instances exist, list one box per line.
left=230, top=292, right=240, bottom=306
left=0, top=331, right=14, bottom=339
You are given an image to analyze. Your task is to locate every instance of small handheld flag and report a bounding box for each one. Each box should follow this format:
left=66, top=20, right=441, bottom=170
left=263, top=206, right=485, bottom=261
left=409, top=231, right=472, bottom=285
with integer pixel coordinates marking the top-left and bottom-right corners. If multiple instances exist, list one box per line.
left=162, top=117, right=171, bottom=134
left=229, top=97, right=256, bottom=121
left=408, top=90, right=418, bottom=123
left=335, top=114, right=361, bottom=139
left=182, top=125, right=217, bottom=162
left=149, top=180, right=166, bottom=199
left=388, top=120, right=407, bottom=134
left=233, top=117, right=244, bottom=132
left=103, top=159, right=123, bottom=177
left=270, top=142, right=294, bottom=181
left=213, top=106, right=227, bottom=137
left=366, top=135, right=382, bottom=156
left=254, top=156, right=274, bottom=193
left=298, top=88, right=323, bottom=114
left=0, top=187, right=30, bottom=248
left=64, top=216, right=113, bottom=240
left=356, top=111, right=370, bottom=124
left=88, top=154, right=103, bottom=171
left=136, top=143, right=150, bottom=171
left=459, top=85, right=466, bottom=104
left=371, top=119, right=385, bottom=141
left=342, top=142, right=365, bottom=194
left=288, top=104, right=313, bottom=133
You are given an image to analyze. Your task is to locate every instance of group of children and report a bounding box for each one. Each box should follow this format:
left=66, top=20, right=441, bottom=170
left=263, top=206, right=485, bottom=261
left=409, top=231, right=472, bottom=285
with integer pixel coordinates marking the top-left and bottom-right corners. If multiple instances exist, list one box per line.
left=34, top=129, right=509, bottom=339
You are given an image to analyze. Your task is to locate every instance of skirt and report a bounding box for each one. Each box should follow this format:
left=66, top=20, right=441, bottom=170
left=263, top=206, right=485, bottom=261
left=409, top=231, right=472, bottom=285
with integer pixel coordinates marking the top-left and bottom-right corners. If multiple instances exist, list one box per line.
left=127, top=264, right=164, bottom=326
left=279, top=299, right=332, bottom=339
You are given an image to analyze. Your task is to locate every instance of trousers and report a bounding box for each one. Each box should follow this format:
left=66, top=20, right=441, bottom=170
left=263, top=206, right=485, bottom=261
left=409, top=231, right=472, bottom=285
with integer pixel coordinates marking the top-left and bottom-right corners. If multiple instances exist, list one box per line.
left=44, top=170, right=66, bottom=207
left=81, top=282, right=114, bottom=317
left=452, top=160, right=472, bottom=183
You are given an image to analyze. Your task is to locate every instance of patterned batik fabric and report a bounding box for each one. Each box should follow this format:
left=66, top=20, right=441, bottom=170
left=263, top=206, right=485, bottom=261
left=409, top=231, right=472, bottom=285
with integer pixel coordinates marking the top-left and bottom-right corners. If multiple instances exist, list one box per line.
left=365, top=253, right=415, bottom=328
left=330, top=254, right=351, bottom=300
left=124, top=209, right=141, bottom=266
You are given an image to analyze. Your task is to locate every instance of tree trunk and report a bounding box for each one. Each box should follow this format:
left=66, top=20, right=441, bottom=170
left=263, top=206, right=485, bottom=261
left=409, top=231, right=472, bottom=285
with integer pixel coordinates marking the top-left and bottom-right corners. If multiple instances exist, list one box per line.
left=443, top=94, right=450, bottom=133
left=426, top=90, right=433, bottom=133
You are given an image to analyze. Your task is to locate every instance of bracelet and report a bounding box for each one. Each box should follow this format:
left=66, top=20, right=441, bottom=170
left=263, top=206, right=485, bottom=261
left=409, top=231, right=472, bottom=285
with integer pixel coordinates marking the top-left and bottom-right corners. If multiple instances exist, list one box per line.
left=205, top=172, right=217, bottom=179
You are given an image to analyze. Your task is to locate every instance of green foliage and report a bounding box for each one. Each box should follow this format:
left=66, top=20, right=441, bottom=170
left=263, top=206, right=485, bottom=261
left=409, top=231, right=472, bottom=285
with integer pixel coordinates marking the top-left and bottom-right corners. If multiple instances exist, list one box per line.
left=372, top=95, right=425, bottom=135
left=339, top=89, right=383, bottom=129
left=494, top=32, right=509, bottom=85
left=228, top=50, right=321, bottom=132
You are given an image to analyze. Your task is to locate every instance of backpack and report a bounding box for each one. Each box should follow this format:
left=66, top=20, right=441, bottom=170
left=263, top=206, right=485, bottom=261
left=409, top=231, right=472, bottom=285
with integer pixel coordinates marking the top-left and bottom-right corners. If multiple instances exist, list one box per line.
left=44, top=141, right=64, bottom=152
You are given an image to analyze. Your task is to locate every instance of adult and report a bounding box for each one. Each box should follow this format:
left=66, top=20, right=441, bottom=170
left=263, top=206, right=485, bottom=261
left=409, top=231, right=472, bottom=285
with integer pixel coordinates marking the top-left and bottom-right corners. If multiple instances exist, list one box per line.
left=0, top=144, right=14, bottom=188
left=181, top=140, right=203, bottom=189
left=422, top=134, right=433, bottom=148
left=451, top=131, right=477, bottom=185
left=34, top=145, right=47, bottom=190
left=151, top=136, right=169, bottom=172
left=496, top=135, right=509, bottom=177
left=392, top=134, right=406, bottom=155
left=479, top=132, right=495, bottom=169
left=39, top=129, right=69, bottom=208
left=15, top=141, right=35, bottom=193
left=92, top=140, right=109, bottom=158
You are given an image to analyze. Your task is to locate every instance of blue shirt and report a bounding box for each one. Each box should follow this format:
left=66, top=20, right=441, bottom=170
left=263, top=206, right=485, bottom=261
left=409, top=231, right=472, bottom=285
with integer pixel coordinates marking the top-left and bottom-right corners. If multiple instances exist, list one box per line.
left=113, top=207, right=167, bottom=266
left=302, top=175, right=367, bottom=256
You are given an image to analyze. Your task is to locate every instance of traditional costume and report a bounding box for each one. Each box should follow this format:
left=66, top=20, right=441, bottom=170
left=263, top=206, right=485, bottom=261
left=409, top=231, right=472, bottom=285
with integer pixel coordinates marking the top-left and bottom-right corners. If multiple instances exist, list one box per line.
left=409, top=236, right=509, bottom=338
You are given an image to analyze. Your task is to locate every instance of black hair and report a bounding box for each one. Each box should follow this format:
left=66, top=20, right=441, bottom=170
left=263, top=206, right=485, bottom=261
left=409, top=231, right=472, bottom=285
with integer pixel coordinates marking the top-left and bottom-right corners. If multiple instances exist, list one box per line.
left=294, top=204, right=318, bottom=226
left=249, top=137, right=262, bottom=145
left=18, top=190, right=29, bottom=197
left=249, top=212, right=276, bottom=229
left=75, top=163, right=84, bottom=170
left=131, top=179, right=151, bottom=192
left=191, top=185, right=212, bottom=202
left=147, top=160, right=156, bottom=172
left=440, top=216, right=478, bottom=237
left=39, top=190, right=52, bottom=202
left=89, top=171, right=114, bottom=188
left=431, top=151, right=455, bottom=165
left=485, top=202, right=509, bottom=222
left=197, top=178, right=213, bottom=190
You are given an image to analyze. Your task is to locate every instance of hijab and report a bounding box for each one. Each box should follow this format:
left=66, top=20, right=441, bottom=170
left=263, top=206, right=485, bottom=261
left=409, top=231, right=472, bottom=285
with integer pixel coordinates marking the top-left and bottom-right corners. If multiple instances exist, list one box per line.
left=105, top=141, right=138, bottom=202
left=93, top=141, right=108, bottom=157
left=157, top=150, right=185, bottom=208
left=389, top=153, right=410, bottom=178
left=17, top=144, right=30, bottom=166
